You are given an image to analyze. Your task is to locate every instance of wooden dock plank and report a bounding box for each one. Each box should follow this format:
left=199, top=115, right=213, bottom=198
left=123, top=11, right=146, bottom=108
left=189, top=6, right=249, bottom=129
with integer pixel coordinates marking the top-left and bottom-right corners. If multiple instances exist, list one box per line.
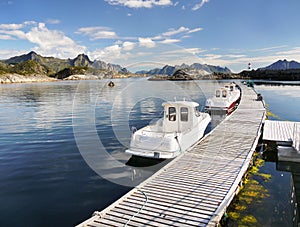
left=76, top=83, right=266, bottom=227
left=263, top=120, right=300, bottom=143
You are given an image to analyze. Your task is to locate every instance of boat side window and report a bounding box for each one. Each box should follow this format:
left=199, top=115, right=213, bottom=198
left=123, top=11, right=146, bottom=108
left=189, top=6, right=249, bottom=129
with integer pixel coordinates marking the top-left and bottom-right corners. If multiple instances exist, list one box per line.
left=195, top=107, right=200, bottom=117
left=168, top=107, right=176, bottom=121
left=180, top=107, right=188, bottom=122
left=222, top=90, right=227, bottom=98
left=216, top=90, right=221, bottom=97
left=230, top=86, right=234, bottom=91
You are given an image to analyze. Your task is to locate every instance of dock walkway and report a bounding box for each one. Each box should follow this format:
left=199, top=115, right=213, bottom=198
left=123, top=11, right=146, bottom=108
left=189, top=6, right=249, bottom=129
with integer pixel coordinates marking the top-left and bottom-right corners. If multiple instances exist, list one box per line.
left=77, top=83, right=266, bottom=227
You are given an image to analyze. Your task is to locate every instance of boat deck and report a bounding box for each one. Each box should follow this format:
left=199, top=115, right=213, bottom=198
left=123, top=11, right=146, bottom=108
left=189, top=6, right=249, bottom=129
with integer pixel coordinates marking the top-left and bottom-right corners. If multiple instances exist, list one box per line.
left=76, top=83, right=266, bottom=227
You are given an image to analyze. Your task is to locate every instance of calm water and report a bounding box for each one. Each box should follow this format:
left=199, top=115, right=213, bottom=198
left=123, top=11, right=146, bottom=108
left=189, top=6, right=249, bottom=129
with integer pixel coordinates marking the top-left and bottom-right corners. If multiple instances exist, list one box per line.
left=0, top=78, right=225, bottom=226
left=246, top=84, right=300, bottom=227
left=1, top=79, right=299, bottom=227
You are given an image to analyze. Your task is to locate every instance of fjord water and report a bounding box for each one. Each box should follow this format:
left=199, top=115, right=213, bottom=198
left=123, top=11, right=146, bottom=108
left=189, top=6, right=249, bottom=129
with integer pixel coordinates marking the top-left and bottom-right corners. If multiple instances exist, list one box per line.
left=2, top=79, right=298, bottom=227
left=250, top=84, right=300, bottom=227
left=0, top=78, right=224, bottom=226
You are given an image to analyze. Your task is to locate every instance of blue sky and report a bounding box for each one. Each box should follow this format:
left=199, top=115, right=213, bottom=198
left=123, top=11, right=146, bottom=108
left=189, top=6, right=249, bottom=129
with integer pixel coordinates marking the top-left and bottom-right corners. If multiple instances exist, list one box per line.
left=0, top=0, right=300, bottom=72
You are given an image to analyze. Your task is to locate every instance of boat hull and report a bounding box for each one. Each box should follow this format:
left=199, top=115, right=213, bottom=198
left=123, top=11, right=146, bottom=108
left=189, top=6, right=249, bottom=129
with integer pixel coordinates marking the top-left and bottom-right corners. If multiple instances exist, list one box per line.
left=126, top=113, right=211, bottom=159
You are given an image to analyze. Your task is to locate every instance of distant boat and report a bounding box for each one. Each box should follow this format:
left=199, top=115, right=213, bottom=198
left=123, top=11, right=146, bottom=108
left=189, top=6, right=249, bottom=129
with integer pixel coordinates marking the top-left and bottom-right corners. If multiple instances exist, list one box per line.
left=205, top=83, right=241, bottom=114
left=108, top=81, right=115, bottom=87
left=126, top=100, right=211, bottom=159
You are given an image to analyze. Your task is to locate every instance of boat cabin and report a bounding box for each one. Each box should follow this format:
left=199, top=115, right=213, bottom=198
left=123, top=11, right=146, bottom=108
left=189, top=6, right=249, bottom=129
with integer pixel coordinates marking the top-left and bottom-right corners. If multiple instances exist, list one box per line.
left=162, top=101, right=201, bottom=133
left=224, top=83, right=235, bottom=92
left=215, top=88, right=228, bottom=98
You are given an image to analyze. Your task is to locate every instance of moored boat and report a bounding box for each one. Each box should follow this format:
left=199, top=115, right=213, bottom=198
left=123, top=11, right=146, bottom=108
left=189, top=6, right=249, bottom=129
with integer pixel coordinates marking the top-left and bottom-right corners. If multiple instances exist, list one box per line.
left=126, top=100, right=211, bottom=159
left=205, top=82, right=241, bottom=114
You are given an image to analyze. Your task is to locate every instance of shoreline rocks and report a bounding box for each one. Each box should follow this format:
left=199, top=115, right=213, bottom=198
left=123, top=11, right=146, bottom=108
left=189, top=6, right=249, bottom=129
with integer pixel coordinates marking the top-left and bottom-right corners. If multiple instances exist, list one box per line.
left=0, top=74, right=57, bottom=84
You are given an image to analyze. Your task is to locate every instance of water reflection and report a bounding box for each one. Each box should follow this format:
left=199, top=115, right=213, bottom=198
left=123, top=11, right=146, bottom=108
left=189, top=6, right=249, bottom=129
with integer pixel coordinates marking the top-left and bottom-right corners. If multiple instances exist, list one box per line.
left=277, top=161, right=300, bottom=227
left=0, top=78, right=228, bottom=226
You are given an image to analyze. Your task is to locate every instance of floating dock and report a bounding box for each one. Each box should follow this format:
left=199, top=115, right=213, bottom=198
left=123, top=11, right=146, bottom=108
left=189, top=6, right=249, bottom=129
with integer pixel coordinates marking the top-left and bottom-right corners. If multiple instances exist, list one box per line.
left=263, top=120, right=300, bottom=146
left=76, top=83, right=266, bottom=227
left=264, top=120, right=300, bottom=162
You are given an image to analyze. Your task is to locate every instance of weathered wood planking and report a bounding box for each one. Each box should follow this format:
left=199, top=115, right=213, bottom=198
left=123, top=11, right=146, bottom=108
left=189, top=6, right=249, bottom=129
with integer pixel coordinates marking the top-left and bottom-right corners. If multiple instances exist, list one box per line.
left=76, top=83, right=266, bottom=227
left=263, top=120, right=300, bottom=144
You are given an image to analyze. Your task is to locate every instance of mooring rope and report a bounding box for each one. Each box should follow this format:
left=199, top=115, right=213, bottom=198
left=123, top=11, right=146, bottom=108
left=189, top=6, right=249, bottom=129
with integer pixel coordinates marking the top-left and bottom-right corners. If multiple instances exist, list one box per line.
left=124, top=188, right=148, bottom=227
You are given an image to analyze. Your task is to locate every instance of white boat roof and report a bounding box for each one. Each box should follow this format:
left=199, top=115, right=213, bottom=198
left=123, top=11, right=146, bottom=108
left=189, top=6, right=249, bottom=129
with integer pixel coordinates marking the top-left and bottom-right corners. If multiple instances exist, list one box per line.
left=162, top=100, right=199, bottom=108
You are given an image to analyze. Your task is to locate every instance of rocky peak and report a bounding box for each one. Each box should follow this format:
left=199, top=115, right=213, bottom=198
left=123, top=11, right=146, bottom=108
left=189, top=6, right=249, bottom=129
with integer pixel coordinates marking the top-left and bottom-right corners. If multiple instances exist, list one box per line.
left=262, top=59, right=300, bottom=70
left=4, top=51, right=42, bottom=64
left=70, top=54, right=93, bottom=67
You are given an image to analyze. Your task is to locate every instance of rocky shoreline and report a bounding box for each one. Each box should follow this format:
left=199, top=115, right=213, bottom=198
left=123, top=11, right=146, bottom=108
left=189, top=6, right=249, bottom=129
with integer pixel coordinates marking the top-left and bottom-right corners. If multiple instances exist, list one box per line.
left=0, top=74, right=57, bottom=84
left=0, top=73, right=146, bottom=84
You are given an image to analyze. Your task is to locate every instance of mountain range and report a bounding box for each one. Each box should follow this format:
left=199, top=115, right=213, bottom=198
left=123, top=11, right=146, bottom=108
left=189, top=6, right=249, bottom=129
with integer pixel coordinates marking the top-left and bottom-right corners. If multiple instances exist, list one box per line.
left=239, top=59, right=300, bottom=81
left=0, top=51, right=129, bottom=78
left=136, top=63, right=231, bottom=76
left=2, top=51, right=300, bottom=81
left=259, top=59, right=300, bottom=70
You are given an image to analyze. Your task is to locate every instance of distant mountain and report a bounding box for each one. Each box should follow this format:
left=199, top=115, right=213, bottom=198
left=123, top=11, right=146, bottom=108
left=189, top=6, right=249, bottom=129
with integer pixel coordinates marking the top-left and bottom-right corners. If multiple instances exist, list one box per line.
left=239, top=59, right=300, bottom=80
left=70, top=53, right=93, bottom=67
left=4, top=51, right=42, bottom=64
left=260, top=59, right=300, bottom=70
left=1, top=52, right=129, bottom=75
left=136, top=63, right=231, bottom=75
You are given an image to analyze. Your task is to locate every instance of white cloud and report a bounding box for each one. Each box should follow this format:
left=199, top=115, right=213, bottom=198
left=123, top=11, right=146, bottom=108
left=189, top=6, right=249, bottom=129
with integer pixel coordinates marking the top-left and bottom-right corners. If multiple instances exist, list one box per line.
left=122, top=41, right=135, bottom=51
left=187, top=28, right=203, bottom=33
left=192, top=0, right=210, bottom=11
left=0, top=22, right=86, bottom=58
left=252, top=45, right=288, bottom=52
left=162, top=26, right=189, bottom=36
left=89, top=44, right=123, bottom=62
left=77, top=26, right=118, bottom=40
left=159, top=38, right=181, bottom=44
left=138, top=37, right=156, bottom=48
left=0, top=23, right=24, bottom=30
left=25, top=23, right=86, bottom=58
left=0, top=29, right=26, bottom=39
left=225, top=54, right=247, bottom=58
left=162, top=26, right=203, bottom=38
left=105, top=0, right=173, bottom=8
left=164, top=47, right=206, bottom=55
left=0, top=34, right=13, bottom=40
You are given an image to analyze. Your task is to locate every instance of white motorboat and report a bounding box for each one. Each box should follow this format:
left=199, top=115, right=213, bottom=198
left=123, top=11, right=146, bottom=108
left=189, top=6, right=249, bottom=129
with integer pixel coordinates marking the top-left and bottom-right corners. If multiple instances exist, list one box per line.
left=126, top=100, right=211, bottom=159
left=205, top=83, right=241, bottom=114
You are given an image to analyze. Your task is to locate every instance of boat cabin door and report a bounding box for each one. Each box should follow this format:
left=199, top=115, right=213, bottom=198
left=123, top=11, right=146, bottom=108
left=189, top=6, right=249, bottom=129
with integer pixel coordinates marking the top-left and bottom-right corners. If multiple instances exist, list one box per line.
left=164, top=105, right=192, bottom=133
left=164, top=106, right=178, bottom=132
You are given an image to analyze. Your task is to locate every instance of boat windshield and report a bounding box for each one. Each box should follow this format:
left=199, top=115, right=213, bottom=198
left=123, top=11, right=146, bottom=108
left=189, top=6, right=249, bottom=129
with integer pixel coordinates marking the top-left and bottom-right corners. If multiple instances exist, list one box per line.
left=180, top=107, right=188, bottom=122
left=168, top=107, right=176, bottom=121
left=222, top=90, right=227, bottom=98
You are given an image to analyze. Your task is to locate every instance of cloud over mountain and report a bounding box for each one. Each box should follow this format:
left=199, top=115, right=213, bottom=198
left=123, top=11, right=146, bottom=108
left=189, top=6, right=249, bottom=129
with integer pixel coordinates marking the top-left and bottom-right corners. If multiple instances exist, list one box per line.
left=0, top=21, right=85, bottom=58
